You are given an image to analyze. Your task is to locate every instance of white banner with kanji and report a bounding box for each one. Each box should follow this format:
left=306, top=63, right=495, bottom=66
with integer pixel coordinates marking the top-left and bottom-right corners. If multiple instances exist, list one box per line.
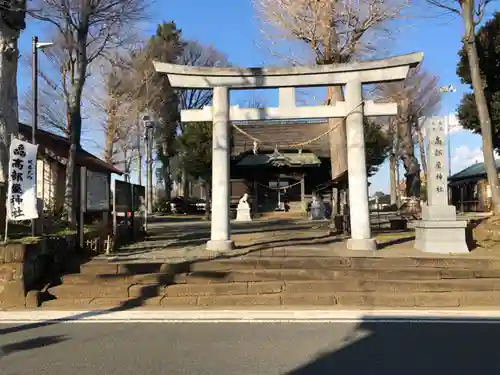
left=6, top=138, right=39, bottom=221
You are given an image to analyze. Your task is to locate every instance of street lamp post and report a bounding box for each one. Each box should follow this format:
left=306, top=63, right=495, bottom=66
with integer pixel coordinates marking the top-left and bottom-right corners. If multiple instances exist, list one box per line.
left=439, top=85, right=457, bottom=176
left=142, top=114, right=154, bottom=234
left=32, top=36, right=54, bottom=236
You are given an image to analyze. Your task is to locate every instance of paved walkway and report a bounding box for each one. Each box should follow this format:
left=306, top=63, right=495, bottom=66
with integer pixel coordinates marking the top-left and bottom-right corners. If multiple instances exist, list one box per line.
left=101, top=216, right=499, bottom=264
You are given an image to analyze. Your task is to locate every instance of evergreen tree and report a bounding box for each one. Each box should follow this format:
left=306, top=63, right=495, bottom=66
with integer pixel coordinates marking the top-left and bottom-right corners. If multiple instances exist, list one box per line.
left=457, top=12, right=500, bottom=152
left=365, top=120, right=392, bottom=177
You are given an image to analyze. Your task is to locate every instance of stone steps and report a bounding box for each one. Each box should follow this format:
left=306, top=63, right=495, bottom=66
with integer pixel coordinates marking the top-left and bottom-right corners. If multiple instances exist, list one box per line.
left=36, top=255, right=500, bottom=309
left=65, top=266, right=500, bottom=285
left=62, top=271, right=278, bottom=285
left=49, top=278, right=500, bottom=298
left=76, top=256, right=500, bottom=275
left=40, top=290, right=500, bottom=309
left=44, top=278, right=500, bottom=306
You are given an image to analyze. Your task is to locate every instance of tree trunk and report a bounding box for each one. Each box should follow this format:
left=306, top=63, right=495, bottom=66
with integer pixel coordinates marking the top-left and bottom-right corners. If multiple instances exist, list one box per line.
left=397, top=99, right=421, bottom=198
left=123, top=148, right=130, bottom=182
left=104, top=102, right=118, bottom=165
left=389, top=154, right=397, bottom=205
left=462, top=0, right=500, bottom=214
left=327, top=86, right=346, bottom=216
left=157, top=147, right=171, bottom=200
left=64, top=101, right=83, bottom=225
left=417, top=124, right=427, bottom=178
left=162, top=164, right=171, bottom=201
left=137, top=150, right=142, bottom=185
left=64, top=32, right=88, bottom=226
left=203, top=181, right=211, bottom=221
left=0, top=19, right=22, bottom=229
left=0, top=21, right=20, bottom=185
left=64, top=143, right=77, bottom=225
left=181, top=167, right=189, bottom=198
left=104, top=135, right=113, bottom=164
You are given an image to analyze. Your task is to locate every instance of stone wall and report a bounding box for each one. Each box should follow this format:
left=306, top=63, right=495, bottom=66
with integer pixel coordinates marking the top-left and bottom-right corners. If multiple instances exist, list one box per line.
left=0, top=219, right=146, bottom=308
left=0, top=241, right=62, bottom=307
left=0, top=231, right=106, bottom=308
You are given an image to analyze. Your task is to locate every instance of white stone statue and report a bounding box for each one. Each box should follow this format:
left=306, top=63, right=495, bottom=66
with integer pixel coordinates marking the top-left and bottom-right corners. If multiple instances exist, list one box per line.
left=239, top=193, right=249, bottom=205
left=236, top=193, right=252, bottom=222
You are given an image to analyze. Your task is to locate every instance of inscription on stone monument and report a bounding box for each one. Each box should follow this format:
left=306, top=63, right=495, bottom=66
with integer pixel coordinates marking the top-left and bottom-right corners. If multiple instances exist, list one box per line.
left=426, top=119, right=448, bottom=206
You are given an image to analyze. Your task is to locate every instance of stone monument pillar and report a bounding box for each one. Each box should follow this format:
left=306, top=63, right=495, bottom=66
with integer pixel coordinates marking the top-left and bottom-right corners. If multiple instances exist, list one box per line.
left=345, top=79, right=376, bottom=251
left=414, top=117, right=468, bottom=253
left=310, top=194, right=326, bottom=220
left=236, top=193, right=252, bottom=222
left=206, top=86, right=234, bottom=252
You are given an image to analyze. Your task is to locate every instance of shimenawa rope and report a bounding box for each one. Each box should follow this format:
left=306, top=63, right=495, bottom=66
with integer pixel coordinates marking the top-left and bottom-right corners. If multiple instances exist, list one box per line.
left=256, top=180, right=303, bottom=191
left=231, top=101, right=365, bottom=149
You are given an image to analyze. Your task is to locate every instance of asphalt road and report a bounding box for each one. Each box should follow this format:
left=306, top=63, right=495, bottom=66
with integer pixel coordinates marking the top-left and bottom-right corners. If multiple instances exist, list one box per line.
left=0, top=321, right=498, bottom=374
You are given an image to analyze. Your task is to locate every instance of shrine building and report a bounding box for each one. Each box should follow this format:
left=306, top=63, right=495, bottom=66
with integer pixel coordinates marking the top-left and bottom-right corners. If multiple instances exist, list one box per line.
left=229, top=119, right=333, bottom=214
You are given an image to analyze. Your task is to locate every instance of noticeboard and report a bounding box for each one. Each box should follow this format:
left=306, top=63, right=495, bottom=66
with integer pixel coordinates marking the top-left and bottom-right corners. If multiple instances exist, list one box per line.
left=114, top=180, right=132, bottom=212
left=86, top=169, right=110, bottom=211
left=113, top=180, right=145, bottom=213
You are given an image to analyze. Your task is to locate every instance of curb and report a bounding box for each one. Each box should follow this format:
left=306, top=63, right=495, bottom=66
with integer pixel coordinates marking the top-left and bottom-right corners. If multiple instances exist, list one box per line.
left=3, top=309, right=500, bottom=323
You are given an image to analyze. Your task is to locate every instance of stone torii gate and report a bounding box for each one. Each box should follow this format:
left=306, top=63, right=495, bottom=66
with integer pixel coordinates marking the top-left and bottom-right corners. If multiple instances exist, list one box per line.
left=153, top=52, right=423, bottom=251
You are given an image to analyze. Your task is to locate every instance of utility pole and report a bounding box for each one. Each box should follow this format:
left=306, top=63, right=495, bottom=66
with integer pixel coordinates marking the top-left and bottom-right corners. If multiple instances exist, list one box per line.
left=148, top=136, right=153, bottom=214
left=142, top=114, right=154, bottom=232
left=439, top=85, right=457, bottom=176
left=31, top=36, right=38, bottom=237
left=32, top=36, right=54, bottom=236
left=144, top=72, right=153, bottom=214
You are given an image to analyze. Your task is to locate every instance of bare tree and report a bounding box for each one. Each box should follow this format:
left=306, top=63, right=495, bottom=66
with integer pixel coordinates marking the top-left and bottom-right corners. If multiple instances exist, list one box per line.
left=0, top=1, right=27, bottom=188
left=101, top=65, right=146, bottom=182
left=176, top=40, right=230, bottom=197
left=254, top=0, right=409, bottom=216
left=376, top=68, right=441, bottom=200
left=20, top=41, right=111, bottom=148
left=21, top=43, right=113, bottom=152
left=425, top=0, right=500, bottom=213
left=20, top=40, right=73, bottom=137
left=28, top=0, right=148, bottom=224
left=177, top=41, right=229, bottom=116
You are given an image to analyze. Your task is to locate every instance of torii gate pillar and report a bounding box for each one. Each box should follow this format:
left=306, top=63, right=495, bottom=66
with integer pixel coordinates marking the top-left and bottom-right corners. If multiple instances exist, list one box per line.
left=345, top=79, right=374, bottom=250
left=207, top=86, right=233, bottom=251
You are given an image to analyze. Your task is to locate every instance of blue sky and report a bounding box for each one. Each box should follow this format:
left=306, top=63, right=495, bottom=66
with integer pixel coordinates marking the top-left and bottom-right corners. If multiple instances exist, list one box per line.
left=16, top=0, right=500, bottom=194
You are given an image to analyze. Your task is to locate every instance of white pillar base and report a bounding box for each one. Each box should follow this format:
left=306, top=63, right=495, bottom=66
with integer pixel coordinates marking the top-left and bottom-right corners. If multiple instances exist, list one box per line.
left=347, top=238, right=377, bottom=251
left=206, top=239, right=234, bottom=252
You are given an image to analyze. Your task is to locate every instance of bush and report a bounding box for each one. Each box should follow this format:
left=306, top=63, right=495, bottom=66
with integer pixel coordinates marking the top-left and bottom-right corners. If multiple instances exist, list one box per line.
left=153, top=198, right=170, bottom=213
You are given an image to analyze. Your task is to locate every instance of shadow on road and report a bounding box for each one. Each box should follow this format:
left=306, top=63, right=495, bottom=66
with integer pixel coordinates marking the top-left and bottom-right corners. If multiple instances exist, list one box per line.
left=285, top=318, right=500, bottom=374
left=0, top=335, right=68, bottom=358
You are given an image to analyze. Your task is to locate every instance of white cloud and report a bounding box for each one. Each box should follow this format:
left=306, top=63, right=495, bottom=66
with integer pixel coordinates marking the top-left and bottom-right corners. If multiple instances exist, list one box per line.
left=446, top=113, right=465, bottom=134
left=419, top=114, right=466, bottom=138
left=451, top=145, right=499, bottom=173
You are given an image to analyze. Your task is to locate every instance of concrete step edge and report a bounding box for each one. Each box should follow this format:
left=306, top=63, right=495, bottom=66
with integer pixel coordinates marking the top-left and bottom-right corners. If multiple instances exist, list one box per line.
left=39, top=290, right=500, bottom=309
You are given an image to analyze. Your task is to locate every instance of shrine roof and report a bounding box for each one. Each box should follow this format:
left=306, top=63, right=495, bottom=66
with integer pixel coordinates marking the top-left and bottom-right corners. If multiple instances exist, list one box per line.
left=448, top=159, right=500, bottom=183
left=232, top=120, right=331, bottom=158
left=18, top=123, right=122, bottom=175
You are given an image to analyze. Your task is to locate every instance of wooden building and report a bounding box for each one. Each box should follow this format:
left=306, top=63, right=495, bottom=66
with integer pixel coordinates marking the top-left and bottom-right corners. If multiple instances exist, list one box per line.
left=448, top=160, right=500, bottom=212
left=230, top=120, right=332, bottom=213
left=18, top=123, right=122, bottom=214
